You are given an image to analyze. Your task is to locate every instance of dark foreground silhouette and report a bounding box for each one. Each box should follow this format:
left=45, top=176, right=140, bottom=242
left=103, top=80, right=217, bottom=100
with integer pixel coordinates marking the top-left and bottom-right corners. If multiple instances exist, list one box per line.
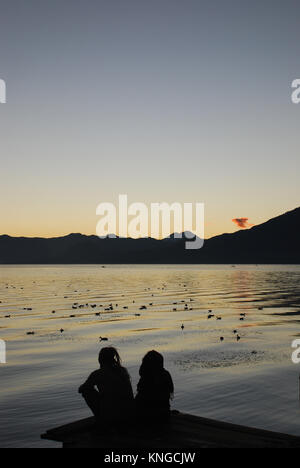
left=79, top=348, right=174, bottom=431
left=44, top=349, right=300, bottom=447
left=79, top=347, right=134, bottom=426
left=135, top=350, right=174, bottom=426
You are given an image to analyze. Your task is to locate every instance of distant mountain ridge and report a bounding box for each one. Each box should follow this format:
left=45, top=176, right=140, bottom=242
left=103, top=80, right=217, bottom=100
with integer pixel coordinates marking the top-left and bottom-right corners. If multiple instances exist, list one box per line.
left=0, top=207, right=299, bottom=264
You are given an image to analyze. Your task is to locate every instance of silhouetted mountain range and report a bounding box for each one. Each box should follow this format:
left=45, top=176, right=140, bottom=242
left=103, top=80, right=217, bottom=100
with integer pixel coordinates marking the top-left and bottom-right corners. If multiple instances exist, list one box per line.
left=0, top=207, right=299, bottom=264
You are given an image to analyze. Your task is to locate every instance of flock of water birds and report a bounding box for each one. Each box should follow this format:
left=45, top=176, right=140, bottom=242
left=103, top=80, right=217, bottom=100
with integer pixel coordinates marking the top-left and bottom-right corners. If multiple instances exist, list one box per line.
left=0, top=278, right=265, bottom=346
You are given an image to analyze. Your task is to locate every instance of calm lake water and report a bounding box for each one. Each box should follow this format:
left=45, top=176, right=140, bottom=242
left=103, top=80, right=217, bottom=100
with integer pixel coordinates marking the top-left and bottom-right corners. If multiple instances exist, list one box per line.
left=0, top=264, right=300, bottom=447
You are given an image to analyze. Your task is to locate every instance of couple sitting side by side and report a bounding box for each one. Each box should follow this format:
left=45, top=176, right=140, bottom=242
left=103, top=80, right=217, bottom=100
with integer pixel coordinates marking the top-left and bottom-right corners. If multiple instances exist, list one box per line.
left=78, top=347, right=174, bottom=430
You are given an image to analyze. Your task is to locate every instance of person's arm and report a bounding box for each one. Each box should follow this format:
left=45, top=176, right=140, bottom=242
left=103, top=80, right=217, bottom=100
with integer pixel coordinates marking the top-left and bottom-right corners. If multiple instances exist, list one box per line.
left=78, top=370, right=99, bottom=394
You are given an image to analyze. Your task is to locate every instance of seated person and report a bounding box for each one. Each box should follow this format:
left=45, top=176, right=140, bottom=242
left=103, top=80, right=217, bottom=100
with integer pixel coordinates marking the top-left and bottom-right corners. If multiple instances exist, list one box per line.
left=79, top=347, right=134, bottom=427
left=135, top=350, right=174, bottom=426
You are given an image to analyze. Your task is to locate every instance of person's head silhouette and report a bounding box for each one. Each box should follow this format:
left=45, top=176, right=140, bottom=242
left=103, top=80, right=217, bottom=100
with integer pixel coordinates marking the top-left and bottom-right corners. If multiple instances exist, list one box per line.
left=139, top=350, right=164, bottom=377
left=98, top=347, right=122, bottom=369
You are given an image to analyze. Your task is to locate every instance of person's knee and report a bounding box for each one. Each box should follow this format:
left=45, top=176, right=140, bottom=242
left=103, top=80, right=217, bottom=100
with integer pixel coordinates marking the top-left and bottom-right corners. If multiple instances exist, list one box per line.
left=80, top=389, right=88, bottom=397
left=81, top=388, right=94, bottom=400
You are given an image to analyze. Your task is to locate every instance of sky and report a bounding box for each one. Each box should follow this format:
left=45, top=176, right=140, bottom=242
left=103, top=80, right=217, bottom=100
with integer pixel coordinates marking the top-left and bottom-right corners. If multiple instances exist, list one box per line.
left=0, top=0, right=299, bottom=239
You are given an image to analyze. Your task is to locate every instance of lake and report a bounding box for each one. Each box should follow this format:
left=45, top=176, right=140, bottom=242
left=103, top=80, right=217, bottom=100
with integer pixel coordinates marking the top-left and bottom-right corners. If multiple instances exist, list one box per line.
left=0, top=264, right=300, bottom=447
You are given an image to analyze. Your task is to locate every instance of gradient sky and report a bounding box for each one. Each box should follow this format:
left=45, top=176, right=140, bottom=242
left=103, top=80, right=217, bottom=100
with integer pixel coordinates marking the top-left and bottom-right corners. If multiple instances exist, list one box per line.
left=0, top=0, right=299, bottom=239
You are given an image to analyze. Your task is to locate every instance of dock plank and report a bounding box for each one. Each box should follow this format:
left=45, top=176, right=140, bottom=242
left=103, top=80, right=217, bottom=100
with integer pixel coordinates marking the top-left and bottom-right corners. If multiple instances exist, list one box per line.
left=41, top=411, right=300, bottom=448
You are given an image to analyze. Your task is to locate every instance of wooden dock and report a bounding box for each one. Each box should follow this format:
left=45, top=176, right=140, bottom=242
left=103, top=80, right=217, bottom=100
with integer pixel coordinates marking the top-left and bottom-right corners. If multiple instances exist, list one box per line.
left=41, top=410, right=300, bottom=448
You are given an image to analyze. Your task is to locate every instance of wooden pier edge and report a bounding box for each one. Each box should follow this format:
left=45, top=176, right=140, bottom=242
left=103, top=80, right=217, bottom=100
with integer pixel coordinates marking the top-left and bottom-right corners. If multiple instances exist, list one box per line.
left=41, top=410, right=300, bottom=448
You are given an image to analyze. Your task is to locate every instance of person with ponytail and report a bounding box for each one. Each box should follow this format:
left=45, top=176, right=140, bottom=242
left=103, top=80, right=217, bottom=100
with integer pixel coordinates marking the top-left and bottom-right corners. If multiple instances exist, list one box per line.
left=79, top=347, right=134, bottom=425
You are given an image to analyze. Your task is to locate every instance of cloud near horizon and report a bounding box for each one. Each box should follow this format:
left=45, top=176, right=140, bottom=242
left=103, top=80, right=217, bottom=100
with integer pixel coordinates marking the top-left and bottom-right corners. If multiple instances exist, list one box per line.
left=232, top=218, right=254, bottom=229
